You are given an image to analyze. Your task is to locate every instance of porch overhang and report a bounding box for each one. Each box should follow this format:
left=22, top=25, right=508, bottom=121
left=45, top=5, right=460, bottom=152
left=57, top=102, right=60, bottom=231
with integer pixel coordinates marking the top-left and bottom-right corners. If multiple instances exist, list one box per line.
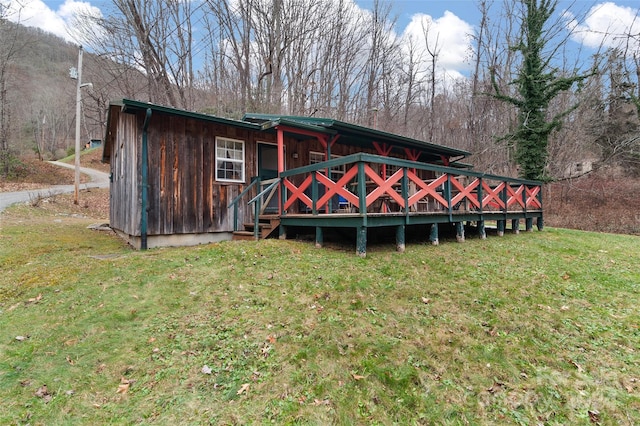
left=243, top=113, right=471, bottom=167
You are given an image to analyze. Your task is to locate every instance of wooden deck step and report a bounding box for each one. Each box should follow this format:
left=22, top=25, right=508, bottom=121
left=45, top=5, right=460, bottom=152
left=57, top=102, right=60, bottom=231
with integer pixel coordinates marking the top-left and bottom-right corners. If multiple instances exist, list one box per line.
left=232, top=230, right=258, bottom=241
left=233, top=215, right=281, bottom=240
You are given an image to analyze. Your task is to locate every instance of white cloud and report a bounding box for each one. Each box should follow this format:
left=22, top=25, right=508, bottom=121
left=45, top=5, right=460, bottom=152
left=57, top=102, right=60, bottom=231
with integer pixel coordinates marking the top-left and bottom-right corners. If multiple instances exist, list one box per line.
left=2, top=0, right=102, bottom=43
left=401, top=10, right=474, bottom=88
left=567, top=2, right=640, bottom=50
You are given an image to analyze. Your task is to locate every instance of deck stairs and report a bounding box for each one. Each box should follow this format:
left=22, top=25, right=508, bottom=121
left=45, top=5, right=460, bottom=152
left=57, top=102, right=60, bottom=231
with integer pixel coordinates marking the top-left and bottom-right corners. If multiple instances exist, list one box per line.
left=232, top=214, right=280, bottom=240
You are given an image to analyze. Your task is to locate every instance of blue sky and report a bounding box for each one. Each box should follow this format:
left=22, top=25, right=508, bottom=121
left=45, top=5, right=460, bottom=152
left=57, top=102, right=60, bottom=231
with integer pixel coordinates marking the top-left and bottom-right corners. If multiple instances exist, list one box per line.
left=4, top=0, right=640, bottom=83
left=9, top=1, right=639, bottom=43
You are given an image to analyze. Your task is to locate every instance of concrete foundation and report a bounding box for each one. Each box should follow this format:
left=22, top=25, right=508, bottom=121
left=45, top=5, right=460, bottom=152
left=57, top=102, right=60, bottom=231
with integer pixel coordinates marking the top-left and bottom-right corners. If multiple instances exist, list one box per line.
left=113, top=228, right=232, bottom=250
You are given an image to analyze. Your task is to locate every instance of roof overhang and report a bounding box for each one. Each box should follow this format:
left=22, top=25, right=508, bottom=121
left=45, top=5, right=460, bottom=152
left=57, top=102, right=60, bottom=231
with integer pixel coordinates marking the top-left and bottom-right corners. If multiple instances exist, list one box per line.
left=102, top=99, right=265, bottom=163
left=103, top=100, right=472, bottom=168
left=243, top=113, right=471, bottom=166
left=114, top=99, right=263, bottom=131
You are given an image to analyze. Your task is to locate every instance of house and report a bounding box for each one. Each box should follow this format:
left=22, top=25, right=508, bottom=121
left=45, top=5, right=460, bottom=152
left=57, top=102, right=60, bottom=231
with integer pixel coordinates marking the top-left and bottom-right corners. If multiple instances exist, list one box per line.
left=102, top=99, right=543, bottom=255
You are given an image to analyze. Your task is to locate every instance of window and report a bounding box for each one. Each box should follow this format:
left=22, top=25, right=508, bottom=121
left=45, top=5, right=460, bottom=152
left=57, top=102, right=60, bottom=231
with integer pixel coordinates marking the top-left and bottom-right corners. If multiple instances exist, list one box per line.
left=309, top=151, right=324, bottom=165
left=310, top=151, right=345, bottom=181
left=216, top=137, right=245, bottom=182
left=386, top=164, right=401, bottom=178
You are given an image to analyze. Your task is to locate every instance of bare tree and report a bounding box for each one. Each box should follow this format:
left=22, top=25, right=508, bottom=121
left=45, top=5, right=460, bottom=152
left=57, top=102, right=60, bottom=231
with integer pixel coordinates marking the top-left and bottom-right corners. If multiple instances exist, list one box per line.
left=0, top=7, right=27, bottom=175
left=361, top=0, right=399, bottom=127
left=398, top=34, right=425, bottom=134
left=316, top=0, right=367, bottom=120
left=421, top=19, right=442, bottom=142
left=202, top=0, right=255, bottom=114
left=75, top=0, right=198, bottom=109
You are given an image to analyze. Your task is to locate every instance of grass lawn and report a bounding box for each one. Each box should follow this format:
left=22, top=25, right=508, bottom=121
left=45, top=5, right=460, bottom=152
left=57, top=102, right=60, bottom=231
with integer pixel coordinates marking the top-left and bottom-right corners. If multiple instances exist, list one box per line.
left=1, top=202, right=639, bottom=424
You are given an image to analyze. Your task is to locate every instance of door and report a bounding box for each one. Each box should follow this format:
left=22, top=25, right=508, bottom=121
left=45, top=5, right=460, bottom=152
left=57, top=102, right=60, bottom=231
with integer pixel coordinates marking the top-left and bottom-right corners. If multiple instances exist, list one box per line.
left=257, top=143, right=279, bottom=213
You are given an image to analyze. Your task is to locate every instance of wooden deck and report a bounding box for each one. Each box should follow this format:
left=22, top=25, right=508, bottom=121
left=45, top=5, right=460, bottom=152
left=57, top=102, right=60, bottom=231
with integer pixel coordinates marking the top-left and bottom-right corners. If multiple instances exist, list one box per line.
left=230, top=153, right=543, bottom=256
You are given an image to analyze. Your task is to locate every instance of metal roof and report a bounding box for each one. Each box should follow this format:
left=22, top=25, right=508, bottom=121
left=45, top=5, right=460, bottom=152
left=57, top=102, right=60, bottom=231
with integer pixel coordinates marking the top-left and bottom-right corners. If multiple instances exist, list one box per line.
left=113, top=99, right=264, bottom=131
left=242, top=113, right=471, bottom=160
left=104, top=100, right=471, bottom=166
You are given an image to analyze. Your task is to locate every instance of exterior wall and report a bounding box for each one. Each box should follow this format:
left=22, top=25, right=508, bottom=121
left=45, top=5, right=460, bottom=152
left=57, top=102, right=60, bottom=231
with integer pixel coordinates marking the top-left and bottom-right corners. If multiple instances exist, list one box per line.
left=109, top=108, right=141, bottom=237
left=108, top=108, right=264, bottom=239
left=145, top=111, right=261, bottom=237
left=106, top=104, right=441, bottom=243
left=113, top=228, right=233, bottom=250
left=282, top=137, right=375, bottom=170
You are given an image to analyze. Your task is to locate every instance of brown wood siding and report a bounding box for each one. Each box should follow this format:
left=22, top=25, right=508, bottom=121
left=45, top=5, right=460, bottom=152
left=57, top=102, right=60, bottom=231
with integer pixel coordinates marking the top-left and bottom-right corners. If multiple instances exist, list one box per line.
left=142, top=112, right=256, bottom=236
left=108, top=106, right=440, bottom=240
left=109, top=109, right=141, bottom=236
left=281, top=136, right=379, bottom=170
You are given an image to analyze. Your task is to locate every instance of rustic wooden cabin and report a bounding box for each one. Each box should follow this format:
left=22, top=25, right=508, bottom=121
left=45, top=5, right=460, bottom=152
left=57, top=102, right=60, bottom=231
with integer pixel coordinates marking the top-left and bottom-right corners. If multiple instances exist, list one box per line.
left=102, top=99, right=543, bottom=255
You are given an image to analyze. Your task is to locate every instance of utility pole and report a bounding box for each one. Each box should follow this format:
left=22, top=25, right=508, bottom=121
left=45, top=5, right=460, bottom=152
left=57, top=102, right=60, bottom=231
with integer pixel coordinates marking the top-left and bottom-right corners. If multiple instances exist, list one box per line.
left=71, top=46, right=91, bottom=205
left=73, top=46, right=83, bottom=205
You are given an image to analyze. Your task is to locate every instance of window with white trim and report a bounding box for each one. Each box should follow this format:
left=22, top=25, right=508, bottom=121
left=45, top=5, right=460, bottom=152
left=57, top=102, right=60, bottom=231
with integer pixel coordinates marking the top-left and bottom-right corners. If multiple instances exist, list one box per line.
left=216, top=137, right=245, bottom=182
left=309, top=151, right=325, bottom=165
left=310, top=151, right=345, bottom=181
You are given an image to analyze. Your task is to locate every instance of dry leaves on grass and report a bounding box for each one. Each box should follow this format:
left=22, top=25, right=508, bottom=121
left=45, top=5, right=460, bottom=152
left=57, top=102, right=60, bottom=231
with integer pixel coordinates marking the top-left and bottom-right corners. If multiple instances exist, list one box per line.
left=487, top=381, right=505, bottom=394
left=34, top=385, right=52, bottom=403
left=26, top=294, right=43, bottom=304
left=569, top=359, right=584, bottom=373
left=237, top=383, right=250, bottom=395
left=116, top=377, right=132, bottom=394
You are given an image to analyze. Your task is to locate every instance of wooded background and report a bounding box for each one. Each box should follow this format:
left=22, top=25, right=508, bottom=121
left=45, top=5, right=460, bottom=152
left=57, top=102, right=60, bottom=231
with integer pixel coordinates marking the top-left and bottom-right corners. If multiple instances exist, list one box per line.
left=1, top=0, right=639, bottom=181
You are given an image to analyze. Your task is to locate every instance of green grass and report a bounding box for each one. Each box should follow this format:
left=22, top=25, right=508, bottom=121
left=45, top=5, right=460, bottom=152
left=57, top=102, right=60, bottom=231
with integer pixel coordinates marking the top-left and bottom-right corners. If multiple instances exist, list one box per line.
left=1, top=205, right=639, bottom=424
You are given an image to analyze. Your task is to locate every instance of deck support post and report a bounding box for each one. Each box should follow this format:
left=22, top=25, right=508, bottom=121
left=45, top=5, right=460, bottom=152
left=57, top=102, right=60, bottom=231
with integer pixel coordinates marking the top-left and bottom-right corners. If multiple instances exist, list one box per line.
left=429, top=223, right=439, bottom=245
left=279, top=225, right=287, bottom=240
left=396, top=225, right=405, bottom=253
left=315, top=227, right=323, bottom=248
left=537, top=216, right=544, bottom=231
left=525, top=218, right=533, bottom=232
left=356, top=226, right=367, bottom=257
left=497, top=220, right=505, bottom=237
left=456, top=222, right=465, bottom=242
left=512, top=219, right=520, bottom=234
left=478, top=220, right=486, bottom=239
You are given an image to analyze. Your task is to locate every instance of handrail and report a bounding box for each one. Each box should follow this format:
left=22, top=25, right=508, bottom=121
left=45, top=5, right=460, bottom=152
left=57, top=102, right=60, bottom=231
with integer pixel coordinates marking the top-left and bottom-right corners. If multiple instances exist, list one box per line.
left=228, top=177, right=260, bottom=232
left=248, top=178, right=280, bottom=239
left=248, top=178, right=279, bottom=205
left=280, top=152, right=542, bottom=186
left=228, top=177, right=259, bottom=208
left=228, top=177, right=281, bottom=237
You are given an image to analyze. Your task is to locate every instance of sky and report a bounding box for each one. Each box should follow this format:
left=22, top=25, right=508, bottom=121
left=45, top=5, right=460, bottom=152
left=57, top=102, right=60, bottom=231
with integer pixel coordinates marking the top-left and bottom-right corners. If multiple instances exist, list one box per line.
left=3, top=0, right=640, bottom=82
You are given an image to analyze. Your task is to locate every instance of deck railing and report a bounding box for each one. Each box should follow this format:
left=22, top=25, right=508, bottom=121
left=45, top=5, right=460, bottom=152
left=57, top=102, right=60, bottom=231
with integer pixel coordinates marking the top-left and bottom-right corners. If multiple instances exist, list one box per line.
left=279, top=153, right=542, bottom=217
left=228, top=177, right=280, bottom=233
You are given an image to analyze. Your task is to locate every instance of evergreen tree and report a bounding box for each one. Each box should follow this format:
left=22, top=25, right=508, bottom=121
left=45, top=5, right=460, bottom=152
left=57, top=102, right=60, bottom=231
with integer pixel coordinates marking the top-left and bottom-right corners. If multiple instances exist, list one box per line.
left=491, top=0, right=591, bottom=181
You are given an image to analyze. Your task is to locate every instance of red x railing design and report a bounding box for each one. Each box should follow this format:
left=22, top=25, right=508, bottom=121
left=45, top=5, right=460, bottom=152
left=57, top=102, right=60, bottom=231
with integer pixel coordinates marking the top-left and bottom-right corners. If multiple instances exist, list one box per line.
left=450, top=177, right=481, bottom=209
left=283, top=174, right=313, bottom=211
left=482, top=181, right=505, bottom=210
left=506, top=184, right=526, bottom=208
left=407, top=172, right=448, bottom=209
left=525, top=185, right=542, bottom=209
left=316, top=166, right=359, bottom=207
left=278, top=154, right=542, bottom=217
left=364, top=165, right=405, bottom=208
